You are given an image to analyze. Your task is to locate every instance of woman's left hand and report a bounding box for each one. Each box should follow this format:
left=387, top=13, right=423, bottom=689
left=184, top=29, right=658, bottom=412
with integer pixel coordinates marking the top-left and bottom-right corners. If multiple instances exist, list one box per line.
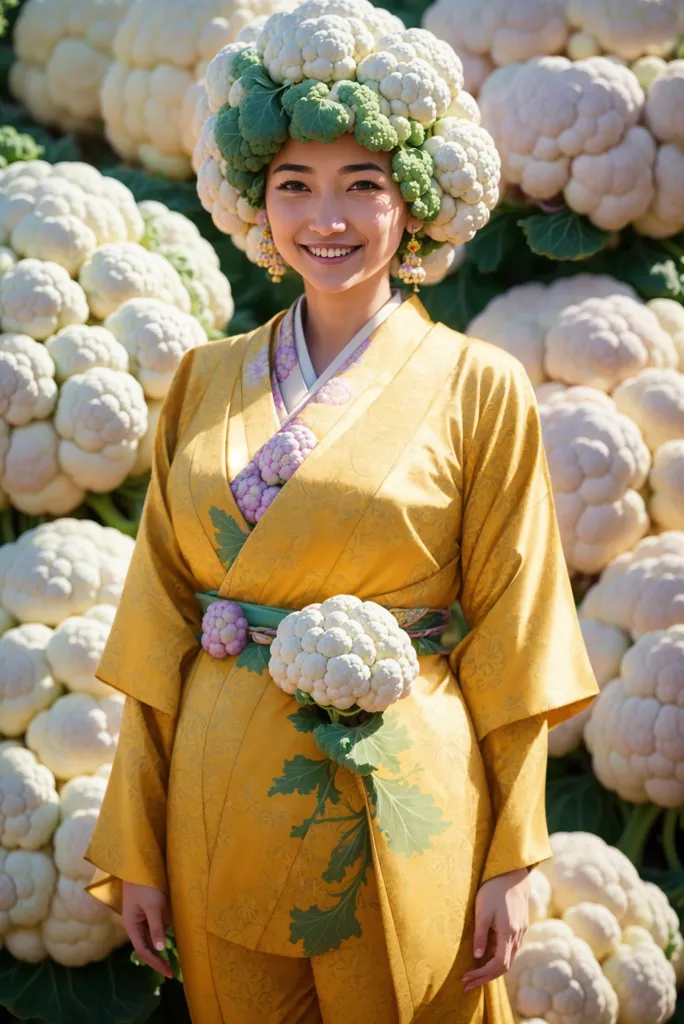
left=461, top=867, right=530, bottom=993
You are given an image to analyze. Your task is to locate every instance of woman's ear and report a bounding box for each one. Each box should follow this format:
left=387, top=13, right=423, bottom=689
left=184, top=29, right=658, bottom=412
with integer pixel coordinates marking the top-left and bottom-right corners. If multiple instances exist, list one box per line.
left=406, top=216, right=424, bottom=234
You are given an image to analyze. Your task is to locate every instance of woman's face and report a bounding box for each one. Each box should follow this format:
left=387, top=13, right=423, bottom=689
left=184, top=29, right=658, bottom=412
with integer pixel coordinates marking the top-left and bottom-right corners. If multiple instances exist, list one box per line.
left=265, top=134, right=409, bottom=294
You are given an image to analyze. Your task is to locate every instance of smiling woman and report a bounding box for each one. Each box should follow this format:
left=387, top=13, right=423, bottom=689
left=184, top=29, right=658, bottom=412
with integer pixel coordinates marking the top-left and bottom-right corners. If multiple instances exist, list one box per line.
left=84, top=3, right=599, bottom=1023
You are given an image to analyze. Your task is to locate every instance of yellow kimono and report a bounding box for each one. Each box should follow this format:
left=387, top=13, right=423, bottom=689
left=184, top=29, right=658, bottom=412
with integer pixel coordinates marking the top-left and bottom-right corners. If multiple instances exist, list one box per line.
left=86, top=295, right=598, bottom=1024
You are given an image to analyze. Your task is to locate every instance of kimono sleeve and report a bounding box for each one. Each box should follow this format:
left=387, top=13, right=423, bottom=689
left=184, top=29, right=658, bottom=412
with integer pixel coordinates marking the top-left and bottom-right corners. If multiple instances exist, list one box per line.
left=92, top=346, right=203, bottom=716
left=449, top=355, right=599, bottom=742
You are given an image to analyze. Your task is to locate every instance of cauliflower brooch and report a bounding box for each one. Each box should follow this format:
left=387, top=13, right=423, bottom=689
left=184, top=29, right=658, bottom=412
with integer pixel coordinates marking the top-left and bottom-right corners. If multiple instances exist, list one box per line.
left=268, top=594, right=419, bottom=713
left=193, top=0, right=500, bottom=273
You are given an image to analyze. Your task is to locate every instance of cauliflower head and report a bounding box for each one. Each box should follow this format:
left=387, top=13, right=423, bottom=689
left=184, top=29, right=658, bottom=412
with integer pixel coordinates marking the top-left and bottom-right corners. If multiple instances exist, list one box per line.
left=59, top=772, right=109, bottom=819
left=602, top=930, right=677, bottom=1024
left=45, top=324, right=129, bottom=382
left=613, top=368, right=684, bottom=452
left=0, top=848, right=56, bottom=935
left=0, top=742, right=60, bottom=849
left=584, top=624, right=684, bottom=806
left=0, top=332, right=58, bottom=426
left=561, top=902, right=622, bottom=962
left=649, top=439, right=684, bottom=531
left=9, top=0, right=135, bottom=133
left=647, top=298, right=684, bottom=371
left=46, top=614, right=116, bottom=698
left=0, top=259, right=88, bottom=340
left=0, top=624, right=62, bottom=736
left=566, top=0, right=684, bottom=62
left=78, top=242, right=191, bottom=320
left=539, top=399, right=650, bottom=574
left=268, top=594, right=419, bottom=712
left=26, top=691, right=124, bottom=779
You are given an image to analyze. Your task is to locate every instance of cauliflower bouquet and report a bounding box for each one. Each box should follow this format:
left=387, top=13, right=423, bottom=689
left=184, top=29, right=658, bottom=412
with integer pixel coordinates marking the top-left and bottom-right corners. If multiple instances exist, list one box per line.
left=0, top=160, right=234, bottom=521
left=193, top=0, right=501, bottom=277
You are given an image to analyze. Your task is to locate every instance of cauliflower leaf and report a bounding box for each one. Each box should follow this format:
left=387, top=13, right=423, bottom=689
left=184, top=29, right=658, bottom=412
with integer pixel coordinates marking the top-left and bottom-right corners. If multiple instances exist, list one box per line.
left=519, top=209, right=613, bottom=262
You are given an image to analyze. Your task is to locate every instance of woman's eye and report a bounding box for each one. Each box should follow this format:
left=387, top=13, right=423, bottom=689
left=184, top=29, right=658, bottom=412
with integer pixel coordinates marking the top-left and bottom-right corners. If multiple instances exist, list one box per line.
left=276, top=180, right=309, bottom=192
left=349, top=180, right=382, bottom=191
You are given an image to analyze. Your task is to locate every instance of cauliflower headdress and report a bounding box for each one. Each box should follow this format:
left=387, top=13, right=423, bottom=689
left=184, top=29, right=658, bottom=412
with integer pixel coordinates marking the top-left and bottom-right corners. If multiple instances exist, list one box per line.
left=193, top=0, right=501, bottom=273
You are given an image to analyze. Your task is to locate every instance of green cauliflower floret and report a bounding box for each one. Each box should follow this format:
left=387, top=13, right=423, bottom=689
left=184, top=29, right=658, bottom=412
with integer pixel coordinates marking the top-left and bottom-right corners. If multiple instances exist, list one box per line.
left=232, top=48, right=262, bottom=80
left=283, top=81, right=351, bottom=144
left=0, top=125, right=44, bottom=167
left=410, top=186, right=441, bottom=222
left=408, top=121, right=426, bottom=147
left=391, top=148, right=433, bottom=202
left=354, top=116, right=397, bottom=152
left=215, top=105, right=269, bottom=173
left=225, top=168, right=266, bottom=206
left=331, top=81, right=397, bottom=152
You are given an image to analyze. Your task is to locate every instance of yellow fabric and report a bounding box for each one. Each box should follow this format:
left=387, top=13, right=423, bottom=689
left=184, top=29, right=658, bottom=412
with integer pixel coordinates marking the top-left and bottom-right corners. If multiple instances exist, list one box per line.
left=86, top=296, right=598, bottom=1023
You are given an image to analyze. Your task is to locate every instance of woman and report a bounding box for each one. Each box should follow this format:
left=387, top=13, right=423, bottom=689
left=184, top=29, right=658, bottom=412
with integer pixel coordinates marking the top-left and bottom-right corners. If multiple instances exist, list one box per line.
left=86, top=6, right=599, bottom=1022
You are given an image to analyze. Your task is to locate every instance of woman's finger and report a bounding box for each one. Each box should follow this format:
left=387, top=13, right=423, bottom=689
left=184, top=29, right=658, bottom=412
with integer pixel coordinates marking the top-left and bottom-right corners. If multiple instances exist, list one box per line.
left=126, top=912, right=173, bottom=977
left=145, top=902, right=168, bottom=954
left=472, top=904, right=493, bottom=960
left=463, top=928, right=515, bottom=991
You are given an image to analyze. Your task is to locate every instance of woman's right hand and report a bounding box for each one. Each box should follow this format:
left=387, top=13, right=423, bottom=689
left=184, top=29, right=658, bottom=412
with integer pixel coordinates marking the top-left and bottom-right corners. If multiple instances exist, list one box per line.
left=122, top=881, right=174, bottom=978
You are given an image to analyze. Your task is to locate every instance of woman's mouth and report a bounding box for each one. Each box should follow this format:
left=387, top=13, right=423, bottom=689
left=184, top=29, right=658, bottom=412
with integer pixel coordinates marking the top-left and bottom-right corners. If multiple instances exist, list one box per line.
left=299, top=244, right=363, bottom=264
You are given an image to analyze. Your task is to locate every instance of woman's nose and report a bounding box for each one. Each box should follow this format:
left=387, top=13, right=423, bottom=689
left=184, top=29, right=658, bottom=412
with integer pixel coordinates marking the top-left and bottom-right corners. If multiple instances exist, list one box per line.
left=308, top=196, right=347, bottom=236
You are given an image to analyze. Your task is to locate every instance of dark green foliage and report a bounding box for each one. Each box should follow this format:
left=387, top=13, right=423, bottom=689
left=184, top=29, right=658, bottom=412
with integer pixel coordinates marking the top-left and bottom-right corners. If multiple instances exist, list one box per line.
left=519, top=208, right=613, bottom=261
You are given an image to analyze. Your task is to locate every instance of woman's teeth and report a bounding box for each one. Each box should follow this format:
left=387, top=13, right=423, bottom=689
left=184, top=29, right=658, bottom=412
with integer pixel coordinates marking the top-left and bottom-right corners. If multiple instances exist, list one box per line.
left=306, top=246, right=357, bottom=258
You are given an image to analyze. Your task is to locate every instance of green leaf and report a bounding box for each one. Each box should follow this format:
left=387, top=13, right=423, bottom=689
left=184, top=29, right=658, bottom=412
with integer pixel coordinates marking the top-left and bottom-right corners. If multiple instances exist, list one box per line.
left=322, top=813, right=370, bottom=884
left=607, top=238, right=683, bottom=300
left=268, top=754, right=339, bottom=803
left=0, top=946, right=161, bottom=1024
left=545, top=757, right=625, bottom=844
left=208, top=505, right=248, bottom=568
left=288, top=705, right=327, bottom=732
left=313, top=713, right=411, bottom=776
left=467, top=208, right=524, bottom=274
left=235, top=641, right=270, bottom=675
left=519, top=210, right=612, bottom=262
left=368, top=775, right=451, bottom=856
left=239, top=81, right=288, bottom=154
left=412, top=636, right=443, bottom=655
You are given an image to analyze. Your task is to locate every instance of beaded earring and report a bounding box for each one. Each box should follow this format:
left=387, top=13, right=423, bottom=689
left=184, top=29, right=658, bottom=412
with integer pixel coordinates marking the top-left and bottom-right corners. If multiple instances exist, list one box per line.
left=256, top=222, right=286, bottom=283
left=397, top=232, right=426, bottom=293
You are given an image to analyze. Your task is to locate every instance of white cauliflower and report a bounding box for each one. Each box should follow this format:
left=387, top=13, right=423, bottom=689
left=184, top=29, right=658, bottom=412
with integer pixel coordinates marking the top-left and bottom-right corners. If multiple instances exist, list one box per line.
left=59, top=773, right=109, bottom=818
left=504, top=918, right=619, bottom=1024
left=631, top=55, right=668, bottom=92
left=581, top=532, right=684, bottom=644
left=0, top=743, right=60, bottom=849
left=562, top=902, right=622, bottom=962
left=650, top=440, right=684, bottom=531
left=539, top=399, right=650, bottom=574
left=194, top=134, right=260, bottom=240
left=536, top=383, right=616, bottom=410
left=26, top=692, right=124, bottom=779
left=0, top=518, right=133, bottom=625
left=633, top=60, right=684, bottom=239
left=421, top=117, right=500, bottom=243
left=613, top=368, right=684, bottom=451
left=647, top=298, right=684, bottom=371
left=356, top=46, right=455, bottom=124
left=268, top=594, right=418, bottom=712
left=1, top=421, right=86, bottom=516
left=640, top=880, right=684, bottom=957
left=644, top=60, right=684, bottom=146
left=0, top=333, right=58, bottom=426
left=53, top=367, right=147, bottom=492
left=529, top=867, right=553, bottom=923
left=104, top=297, right=207, bottom=399
left=602, top=927, right=677, bottom=1024
left=566, top=0, right=683, bottom=63
left=584, top=625, right=684, bottom=807
left=265, top=13, right=375, bottom=85
left=479, top=57, right=654, bottom=231
left=46, top=615, right=115, bottom=698
left=0, top=848, right=56, bottom=935
left=0, top=624, right=62, bottom=736
left=78, top=242, right=191, bottom=320
left=0, top=259, right=88, bottom=340
left=45, top=324, right=130, bottom=382
left=8, top=0, right=135, bottom=133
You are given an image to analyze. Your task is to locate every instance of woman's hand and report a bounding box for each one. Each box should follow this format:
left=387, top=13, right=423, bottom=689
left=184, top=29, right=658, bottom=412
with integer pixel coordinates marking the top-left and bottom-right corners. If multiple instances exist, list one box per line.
left=461, top=867, right=530, bottom=993
left=122, top=881, right=173, bottom=978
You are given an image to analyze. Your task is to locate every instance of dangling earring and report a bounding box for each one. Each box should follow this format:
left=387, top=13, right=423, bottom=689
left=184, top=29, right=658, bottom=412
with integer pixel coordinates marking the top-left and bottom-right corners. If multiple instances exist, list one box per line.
left=398, top=232, right=426, bottom=293
left=256, top=222, right=286, bottom=283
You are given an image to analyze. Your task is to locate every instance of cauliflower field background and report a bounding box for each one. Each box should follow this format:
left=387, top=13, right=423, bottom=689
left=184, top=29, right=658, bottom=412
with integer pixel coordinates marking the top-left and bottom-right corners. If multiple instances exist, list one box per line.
left=0, top=0, right=683, bottom=1021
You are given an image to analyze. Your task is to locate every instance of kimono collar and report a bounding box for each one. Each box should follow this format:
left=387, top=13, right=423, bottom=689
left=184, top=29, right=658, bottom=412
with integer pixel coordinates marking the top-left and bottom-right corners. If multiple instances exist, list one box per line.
left=292, top=289, right=405, bottom=389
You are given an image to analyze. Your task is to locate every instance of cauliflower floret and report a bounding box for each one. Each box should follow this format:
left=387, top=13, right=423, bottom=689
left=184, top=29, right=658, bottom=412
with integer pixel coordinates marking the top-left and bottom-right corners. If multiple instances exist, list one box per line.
left=356, top=46, right=454, bottom=124
left=0, top=332, right=58, bottom=426
left=613, top=368, right=684, bottom=451
left=8, top=0, right=135, bottom=134
left=0, top=519, right=131, bottom=625
left=269, top=596, right=418, bottom=711
left=584, top=624, right=684, bottom=806
left=634, top=142, right=684, bottom=240
left=42, top=876, right=126, bottom=966
left=46, top=615, right=115, bottom=698
left=4, top=925, right=47, bottom=962
left=104, top=297, right=207, bottom=399
left=480, top=57, right=653, bottom=231
left=0, top=848, right=56, bottom=935
left=265, top=14, right=374, bottom=85
left=537, top=383, right=616, bottom=410
left=640, top=880, right=684, bottom=955
left=631, top=55, right=668, bottom=92
left=505, top=918, right=619, bottom=1024
left=540, top=400, right=650, bottom=574
left=2, top=421, right=86, bottom=517
left=562, top=902, right=622, bottom=962
left=59, top=773, right=109, bottom=819
left=195, top=145, right=260, bottom=239
left=650, top=440, right=684, bottom=531
left=0, top=742, right=60, bottom=849
left=644, top=59, right=684, bottom=146
left=0, top=624, right=62, bottom=736
left=53, top=366, right=147, bottom=492
left=539, top=832, right=652, bottom=929
left=0, top=259, right=88, bottom=341
left=79, top=242, right=191, bottom=320
left=529, top=867, right=553, bottom=923
left=566, top=0, right=683, bottom=62
left=26, top=692, right=124, bottom=779
left=647, top=298, right=684, bottom=371
left=602, top=929, right=677, bottom=1024
left=45, top=324, right=129, bottom=382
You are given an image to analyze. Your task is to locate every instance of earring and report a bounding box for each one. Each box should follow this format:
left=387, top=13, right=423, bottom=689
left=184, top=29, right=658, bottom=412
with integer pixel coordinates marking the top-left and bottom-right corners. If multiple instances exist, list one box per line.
left=256, top=222, right=286, bottom=283
left=397, top=232, right=426, bottom=293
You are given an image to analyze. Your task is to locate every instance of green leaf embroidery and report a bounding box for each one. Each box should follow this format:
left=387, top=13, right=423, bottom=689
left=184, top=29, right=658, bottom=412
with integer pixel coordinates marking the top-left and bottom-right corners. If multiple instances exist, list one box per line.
left=208, top=506, right=247, bottom=568
left=268, top=755, right=340, bottom=806
left=367, top=775, right=450, bottom=856
left=313, top=713, right=411, bottom=776
left=235, top=642, right=270, bottom=675
left=322, top=813, right=369, bottom=884
left=519, top=209, right=612, bottom=262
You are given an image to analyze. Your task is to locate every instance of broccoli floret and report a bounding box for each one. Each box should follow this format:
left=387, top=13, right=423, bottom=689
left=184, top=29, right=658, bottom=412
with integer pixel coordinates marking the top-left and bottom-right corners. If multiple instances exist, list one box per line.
left=408, top=121, right=425, bottom=147
left=0, top=126, right=44, bottom=167
left=392, top=148, right=433, bottom=194
left=215, top=104, right=270, bottom=172
left=232, top=48, right=262, bottom=79
left=225, top=166, right=266, bottom=205
left=286, top=82, right=351, bottom=144
left=282, top=80, right=322, bottom=116
left=410, top=186, right=441, bottom=222
left=354, top=116, right=397, bottom=152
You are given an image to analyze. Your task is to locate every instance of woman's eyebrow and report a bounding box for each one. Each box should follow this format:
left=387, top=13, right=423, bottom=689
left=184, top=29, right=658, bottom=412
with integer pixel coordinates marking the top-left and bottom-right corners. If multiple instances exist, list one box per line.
left=272, top=162, right=312, bottom=173
left=340, top=162, right=385, bottom=174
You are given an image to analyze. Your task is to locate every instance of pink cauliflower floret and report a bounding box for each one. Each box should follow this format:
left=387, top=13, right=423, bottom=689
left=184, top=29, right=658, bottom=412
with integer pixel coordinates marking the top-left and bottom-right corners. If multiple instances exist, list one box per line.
left=201, top=600, right=248, bottom=658
left=274, top=334, right=298, bottom=383
left=314, top=377, right=352, bottom=405
left=231, top=462, right=270, bottom=525
left=257, top=423, right=317, bottom=486
left=254, top=485, right=280, bottom=522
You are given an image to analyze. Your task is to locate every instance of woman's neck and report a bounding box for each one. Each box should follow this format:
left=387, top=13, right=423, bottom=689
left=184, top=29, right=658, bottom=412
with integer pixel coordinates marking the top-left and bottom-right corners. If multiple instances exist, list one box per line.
left=301, top=273, right=392, bottom=378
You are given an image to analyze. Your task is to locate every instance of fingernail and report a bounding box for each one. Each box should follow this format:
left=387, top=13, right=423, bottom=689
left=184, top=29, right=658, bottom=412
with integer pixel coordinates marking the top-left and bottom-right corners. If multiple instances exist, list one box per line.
left=475, top=948, right=483, bottom=957
left=155, top=941, right=165, bottom=951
